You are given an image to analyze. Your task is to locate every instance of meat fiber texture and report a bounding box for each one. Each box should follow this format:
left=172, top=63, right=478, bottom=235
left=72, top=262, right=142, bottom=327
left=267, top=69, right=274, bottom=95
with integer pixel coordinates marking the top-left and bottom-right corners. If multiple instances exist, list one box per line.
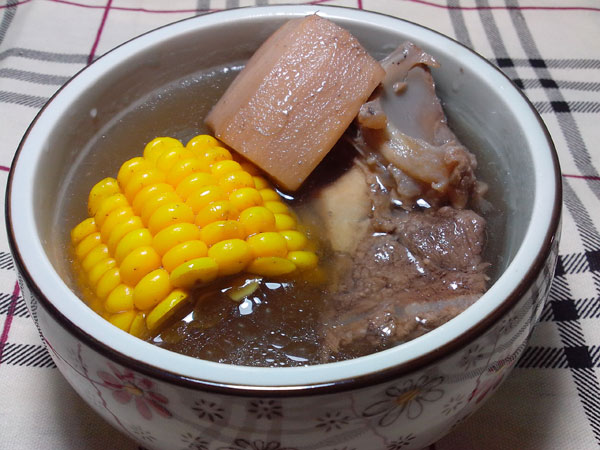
left=205, top=14, right=385, bottom=191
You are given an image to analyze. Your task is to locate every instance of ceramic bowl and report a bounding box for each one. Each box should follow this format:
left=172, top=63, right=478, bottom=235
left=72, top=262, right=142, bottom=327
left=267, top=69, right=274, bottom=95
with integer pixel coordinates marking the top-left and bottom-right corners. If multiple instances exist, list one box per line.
left=6, top=5, right=561, bottom=450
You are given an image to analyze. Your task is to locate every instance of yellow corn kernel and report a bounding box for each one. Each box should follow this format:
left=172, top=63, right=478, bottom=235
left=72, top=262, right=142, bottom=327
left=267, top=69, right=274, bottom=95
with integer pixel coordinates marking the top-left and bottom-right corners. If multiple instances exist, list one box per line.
left=253, top=176, right=269, bottom=190
left=120, top=246, right=161, bottom=286
left=108, top=310, right=136, bottom=332
left=170, top=257, right=219, bottom=288
left=166, top=158, right=205, bottom=186
left=124, top=168, right=166, bottom=202
left=71, top=218, right=97, bottom=246
left=195, top=201, right=239, bottom=227
left=100, top=206, right=133, bottom=242
left=162, top=240, right=208, bottom=273
left=152, top=222, right=202, bottom=256
left=88, top=258, right=117, bottom=287
left=133, top=268, right=172, bottom=310
left=156, top=147, right=194, bottom=172
left=239, top=206, right=276, bottom=236
left=259, top=189, right=280, bottom=203
left=106, top=216, right=143, bottom=254
left=200, top=220, right=245, bottom=247
left=226, top=277, right=261, bottom=301
left=229, top=187, right=263, bottom=211
left=129, top=312, right=149, bottom=338
left=105, top=284, right=134, bottom=313
left=75, top=232, right=102, bottom=260
left=88, top=178, right=120, bottom=216
left=279, top=230, right=308, bottom=251
left=175, top=172, right=216, bottom=200
left=185, top=185, right=226, bottom=214
left=264, top=201, right=289, bottom=215
left=132, top=183, right=174, bottom=215
left=146, top=289, right=188, bottom=331
left=140, top=191, right=181, bottom=225
left=274, top=213, right=296, bottom=231
left=114, top=228, right=153, bottom=263
left=247, top=232, right=288, bottom=258
left=117, top=157, right=149, bottom=189
left=96, top=267, right=121, bottom=299
left=218, top=171, right=255, bottom=193
left=94, top=193, right=128, bottom=228
left=208, top=239, right=252, bottom=276
left=81, top=244, right=109, bottom=272
left=247, top=257, right=296, bottom=277
left=148, top=202, right=194, bottom=235
left=197, top=146, right=232, bottom=169
left=186, top=134, right=219, bottom=152
left=144, top=137, right=183, bottom=164
left=287, top=251, right=318, bottom=271
left=211, top=160, right=242, bottom=177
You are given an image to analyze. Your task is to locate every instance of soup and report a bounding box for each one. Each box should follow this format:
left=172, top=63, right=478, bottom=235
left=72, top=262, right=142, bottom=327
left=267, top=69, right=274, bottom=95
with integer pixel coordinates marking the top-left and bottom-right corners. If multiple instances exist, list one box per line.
left=62, top=21, right=504, bottom=367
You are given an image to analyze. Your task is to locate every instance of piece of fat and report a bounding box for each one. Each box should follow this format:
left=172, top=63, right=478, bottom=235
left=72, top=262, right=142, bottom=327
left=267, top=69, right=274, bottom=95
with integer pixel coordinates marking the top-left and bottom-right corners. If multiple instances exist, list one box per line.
left=205, top=14, right=385, bottom=191
left=314, top=165, right=371, bottom=254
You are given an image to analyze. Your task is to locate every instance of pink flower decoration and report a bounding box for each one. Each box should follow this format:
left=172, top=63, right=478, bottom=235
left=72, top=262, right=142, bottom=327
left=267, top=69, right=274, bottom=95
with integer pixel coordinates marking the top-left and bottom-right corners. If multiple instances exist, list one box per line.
left=468, top=373, right=505, bottom=405
left=468, top=353, right=513, bottom=405
left=98, top=363, right=171, bottom=420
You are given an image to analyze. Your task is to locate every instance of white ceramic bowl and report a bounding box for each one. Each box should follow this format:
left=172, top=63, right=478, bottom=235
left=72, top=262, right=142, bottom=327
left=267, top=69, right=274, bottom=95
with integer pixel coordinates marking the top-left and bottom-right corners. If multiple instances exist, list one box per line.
left=7, top=5, right=561, bottom=449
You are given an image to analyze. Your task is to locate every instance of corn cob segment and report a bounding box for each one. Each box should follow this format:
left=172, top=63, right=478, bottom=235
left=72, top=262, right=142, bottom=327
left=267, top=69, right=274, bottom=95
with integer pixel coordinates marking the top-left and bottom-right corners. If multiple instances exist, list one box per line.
left=71, top=135, right=318, bottom=337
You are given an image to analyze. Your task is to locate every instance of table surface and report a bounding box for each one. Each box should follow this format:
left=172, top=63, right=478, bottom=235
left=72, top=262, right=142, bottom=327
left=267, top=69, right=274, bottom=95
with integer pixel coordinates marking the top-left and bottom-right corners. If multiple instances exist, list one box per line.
left=1, top=0, right=599, bottom=449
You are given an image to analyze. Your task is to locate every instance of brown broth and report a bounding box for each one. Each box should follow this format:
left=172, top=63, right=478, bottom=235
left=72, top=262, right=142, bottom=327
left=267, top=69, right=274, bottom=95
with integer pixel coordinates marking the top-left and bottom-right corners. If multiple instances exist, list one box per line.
left=153, top=277, right=328, bottom=366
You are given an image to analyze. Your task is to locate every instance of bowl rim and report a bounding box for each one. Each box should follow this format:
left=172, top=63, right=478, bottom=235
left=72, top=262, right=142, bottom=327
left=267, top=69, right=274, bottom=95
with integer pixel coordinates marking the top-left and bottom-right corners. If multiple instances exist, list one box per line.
left=6, top=4, right=562, bottom=396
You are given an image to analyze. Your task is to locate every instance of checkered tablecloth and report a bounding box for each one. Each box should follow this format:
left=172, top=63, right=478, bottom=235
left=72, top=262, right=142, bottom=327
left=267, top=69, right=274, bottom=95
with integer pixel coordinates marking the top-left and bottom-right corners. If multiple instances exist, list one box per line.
left=1, top=0, right=599, bottom=449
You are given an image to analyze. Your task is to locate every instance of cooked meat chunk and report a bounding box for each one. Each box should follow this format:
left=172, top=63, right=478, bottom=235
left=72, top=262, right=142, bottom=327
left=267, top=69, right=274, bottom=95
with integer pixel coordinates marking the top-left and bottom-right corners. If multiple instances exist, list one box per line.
left=322, top=208, right=488, bottom=358
left=394, top=206, right=488, bottom=272
left=356, top=42, right=486, bottom=209
left=316, top=43, right=492, bottom=360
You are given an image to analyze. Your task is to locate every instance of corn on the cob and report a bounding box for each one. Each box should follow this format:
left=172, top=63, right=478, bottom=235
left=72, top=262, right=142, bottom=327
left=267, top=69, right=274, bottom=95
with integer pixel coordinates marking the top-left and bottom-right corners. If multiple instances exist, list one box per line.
left=70, top=135, right=317, bottom=338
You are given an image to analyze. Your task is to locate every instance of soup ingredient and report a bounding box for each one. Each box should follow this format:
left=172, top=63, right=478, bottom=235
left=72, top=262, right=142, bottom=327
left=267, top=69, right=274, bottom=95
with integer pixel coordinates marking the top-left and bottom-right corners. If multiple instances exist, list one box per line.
left=322, top=207, right=488, bottom=356
left=356, top=42, right=486, bottom=209
left=70, top=135, right=317, bottom=337
left=313, top=165, right=371, bottom=254
left=205, top=14, right=385, bottom=191
left=312, top=42, right=490, bottom=358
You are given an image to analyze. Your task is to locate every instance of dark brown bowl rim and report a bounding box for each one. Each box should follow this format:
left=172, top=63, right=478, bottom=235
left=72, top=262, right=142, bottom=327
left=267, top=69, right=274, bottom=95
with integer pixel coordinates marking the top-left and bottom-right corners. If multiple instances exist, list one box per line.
left=5, top=5, right=562, bottom=398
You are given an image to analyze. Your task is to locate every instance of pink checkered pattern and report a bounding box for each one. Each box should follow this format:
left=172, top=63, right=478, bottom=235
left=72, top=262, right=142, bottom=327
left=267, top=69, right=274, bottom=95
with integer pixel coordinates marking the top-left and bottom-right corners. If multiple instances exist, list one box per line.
left=1, top=1, right=600, bottom=449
